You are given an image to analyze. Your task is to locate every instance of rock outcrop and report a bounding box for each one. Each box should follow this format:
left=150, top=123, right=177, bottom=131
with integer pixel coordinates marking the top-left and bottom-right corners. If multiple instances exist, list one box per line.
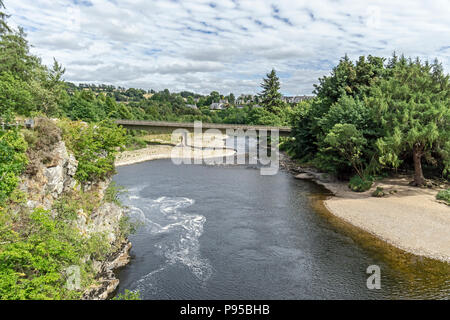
left=18, top=135, right=130, bottom=300
left=82, top=242, right=132, bottom=300
left=21, top=140, right=79, bottom=210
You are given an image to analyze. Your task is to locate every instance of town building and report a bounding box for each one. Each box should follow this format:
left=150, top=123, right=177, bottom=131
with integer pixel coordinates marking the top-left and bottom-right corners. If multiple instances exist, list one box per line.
left=210, top=102, right=225, bottom=110
left=282, top=96, right=314, bottom=104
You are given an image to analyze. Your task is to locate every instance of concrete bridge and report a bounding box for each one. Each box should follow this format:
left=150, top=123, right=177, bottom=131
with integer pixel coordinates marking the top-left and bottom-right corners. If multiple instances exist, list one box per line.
left=114, top=120, right=292, bottom=137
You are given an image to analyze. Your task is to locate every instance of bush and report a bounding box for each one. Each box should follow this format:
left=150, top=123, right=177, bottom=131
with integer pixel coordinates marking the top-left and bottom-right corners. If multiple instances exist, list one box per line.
left=436, top=189, right=450, bottom=204
left=0, top=208, right=82, bottom=299
left=349, top=175, right=374, bottom=192
left=0, top=207, right=112, bottom=299
left=125, top=135, right=148, bottom=151
left=53, top=190, right=101, bottom=221
left=0, top=123, right=28, bottom=205
left=104, top=182, right=125, bottom=206
left=113, top=289, right=141, bottom=300
left=118, top=215, right=139, bottom=239
left=25, top=118, right=62, bottom=176
left=59, top=120, right=127, bottom=183
left=372, top=187, right=385, bottom=197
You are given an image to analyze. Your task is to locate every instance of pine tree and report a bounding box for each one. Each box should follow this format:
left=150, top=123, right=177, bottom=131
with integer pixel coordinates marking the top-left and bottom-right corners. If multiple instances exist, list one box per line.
left=259, top=69, right=284, bottom=114
left=370, top=58, right=450, bottom=185
left=0, top=0, right=10, bottom=34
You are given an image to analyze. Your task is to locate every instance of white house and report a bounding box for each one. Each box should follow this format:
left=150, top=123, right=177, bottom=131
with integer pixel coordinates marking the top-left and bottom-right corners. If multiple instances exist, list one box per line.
left=210, top=102, right=225, bottom=110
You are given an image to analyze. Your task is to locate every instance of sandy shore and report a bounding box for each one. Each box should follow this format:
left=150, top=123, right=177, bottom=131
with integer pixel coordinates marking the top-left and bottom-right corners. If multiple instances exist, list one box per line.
left=115, top=145, right=174, bottom=167
left=286, top=157, right=450, bottom=263
left=115, top=144, right=236, bottom=167
left=116, top=133, right=237, bottom=167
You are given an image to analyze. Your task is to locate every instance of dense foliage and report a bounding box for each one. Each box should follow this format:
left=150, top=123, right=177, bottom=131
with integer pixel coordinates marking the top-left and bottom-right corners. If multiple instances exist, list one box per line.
left=59, top=120, right=127, bottom=183
left=58, top=85, right=292, bottom=127
left=0, top=206, right=111, bottom=299
left=112, top=289, right=142, bottom=300
left=0, top=114, right=28, bottom=206
left=436, top=189, right=450, bottom=204
left=369, top=58, right=450, bottom=185
left=288, top=54, right=450, bottom=185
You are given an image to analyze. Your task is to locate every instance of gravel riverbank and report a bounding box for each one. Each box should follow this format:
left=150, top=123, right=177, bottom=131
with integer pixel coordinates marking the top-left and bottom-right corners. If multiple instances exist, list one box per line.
left=280, top=153, right=450, bottom=263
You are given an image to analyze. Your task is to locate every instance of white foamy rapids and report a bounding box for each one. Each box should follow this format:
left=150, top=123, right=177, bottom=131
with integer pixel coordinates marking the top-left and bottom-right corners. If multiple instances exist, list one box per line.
left=133, top=267, right=165, bottom=294
left=122, top=189, right=213, bottom=288
left=160, top=212, right=213, bottom=283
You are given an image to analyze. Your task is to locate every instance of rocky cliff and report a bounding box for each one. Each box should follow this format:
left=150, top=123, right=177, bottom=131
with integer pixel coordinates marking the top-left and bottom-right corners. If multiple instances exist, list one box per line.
left=18, top=124, right=131, bottom=300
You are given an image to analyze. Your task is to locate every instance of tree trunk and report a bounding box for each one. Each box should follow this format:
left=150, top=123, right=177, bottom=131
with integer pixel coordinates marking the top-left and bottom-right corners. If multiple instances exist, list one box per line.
left=413, top=143, right=425, bottom=186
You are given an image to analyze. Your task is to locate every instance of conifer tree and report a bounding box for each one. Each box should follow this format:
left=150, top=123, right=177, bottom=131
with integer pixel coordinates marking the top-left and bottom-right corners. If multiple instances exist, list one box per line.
left=0, top=1, right=10, bottom=34
left=370, top=58, right=450, bottom=185
left=259, top=69, right=285, bottom=114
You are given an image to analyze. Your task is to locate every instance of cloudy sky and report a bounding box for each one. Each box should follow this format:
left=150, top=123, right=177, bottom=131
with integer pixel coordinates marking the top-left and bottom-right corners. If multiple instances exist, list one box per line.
left=6, top=0, right=450, bottom=95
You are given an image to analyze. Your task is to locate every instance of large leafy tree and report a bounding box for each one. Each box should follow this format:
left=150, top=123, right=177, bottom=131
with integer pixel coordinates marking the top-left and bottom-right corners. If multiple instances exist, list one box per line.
left=370, top=58, right=450, bottom=185
left=322, top=124, right=367, bottom=178
left=0, top=2, right=67, bottom=117
left=291, top=55, right=387, bottom=162
left=0, top=72, right=34, bottom=116
left=259, top=69, right=285, bottom=114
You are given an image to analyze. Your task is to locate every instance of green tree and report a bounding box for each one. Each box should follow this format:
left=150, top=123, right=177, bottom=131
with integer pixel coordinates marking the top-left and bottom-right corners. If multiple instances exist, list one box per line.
left=322, top=124, right=367, bottom=178
left=186, top=96, right=195, bottom=105
left=228, top=93, right=235, bottom=105
left=0, top=11, right=66, bottom=117
left=0, top=27, right=40, bottom=82
left=259, top=69, right=284, bottom=114
left=0, top=0, right=10, bottom=34
left=0, top=72, right=34, bottom=115
left=60, top=120, right=127, bottom=183
left=63, top=90, right=106, bottom=122
left=370, top=58, right=450, bottom=185
left=290, top=55, right=388, bottom=171
left=208, top=91, right=220, bottom=104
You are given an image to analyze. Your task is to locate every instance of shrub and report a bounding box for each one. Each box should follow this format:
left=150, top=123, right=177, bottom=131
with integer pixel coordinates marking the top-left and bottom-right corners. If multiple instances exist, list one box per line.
left=104, top=182, right=125, bottom=206
left=52, top=190, right=100, bottom=221
left=118, top=215, right=139, bottom=239
left=0, top=207, right=112, bottom=299
left=0, top=208, right=83, bottom=299
left=349, top=175, right=374, bottom=192
left=436, top=189, right=450, bottom=204
left=59, top=120, right=127, bottom=183
left=113, top=289, right=141, bottom=300
left=321, top=123, right=367, bottom=178
left=125, top=135, right=148, bottom=151
left=0, top=123, right=28, bottom=205
left=372, top=187, right=385, bottom=197
left=25, top=118, right=62, bottom=176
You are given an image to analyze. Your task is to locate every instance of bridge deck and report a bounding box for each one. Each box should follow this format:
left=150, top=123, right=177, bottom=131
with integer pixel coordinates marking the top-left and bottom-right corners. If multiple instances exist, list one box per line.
left=115, top=120, right=292, bottom=135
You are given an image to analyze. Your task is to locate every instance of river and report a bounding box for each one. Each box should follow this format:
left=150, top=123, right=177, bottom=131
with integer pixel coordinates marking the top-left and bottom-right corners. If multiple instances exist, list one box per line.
left=114, top=159, right=450, bottom=299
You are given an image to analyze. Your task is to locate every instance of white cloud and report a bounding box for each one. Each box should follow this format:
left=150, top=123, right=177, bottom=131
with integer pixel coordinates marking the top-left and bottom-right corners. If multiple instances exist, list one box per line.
left=5, top=0, right=450, bottom=95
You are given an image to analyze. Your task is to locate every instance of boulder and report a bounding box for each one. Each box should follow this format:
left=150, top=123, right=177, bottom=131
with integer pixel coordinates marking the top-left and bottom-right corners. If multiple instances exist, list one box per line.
left=295, top=173, right=316, bottom=180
